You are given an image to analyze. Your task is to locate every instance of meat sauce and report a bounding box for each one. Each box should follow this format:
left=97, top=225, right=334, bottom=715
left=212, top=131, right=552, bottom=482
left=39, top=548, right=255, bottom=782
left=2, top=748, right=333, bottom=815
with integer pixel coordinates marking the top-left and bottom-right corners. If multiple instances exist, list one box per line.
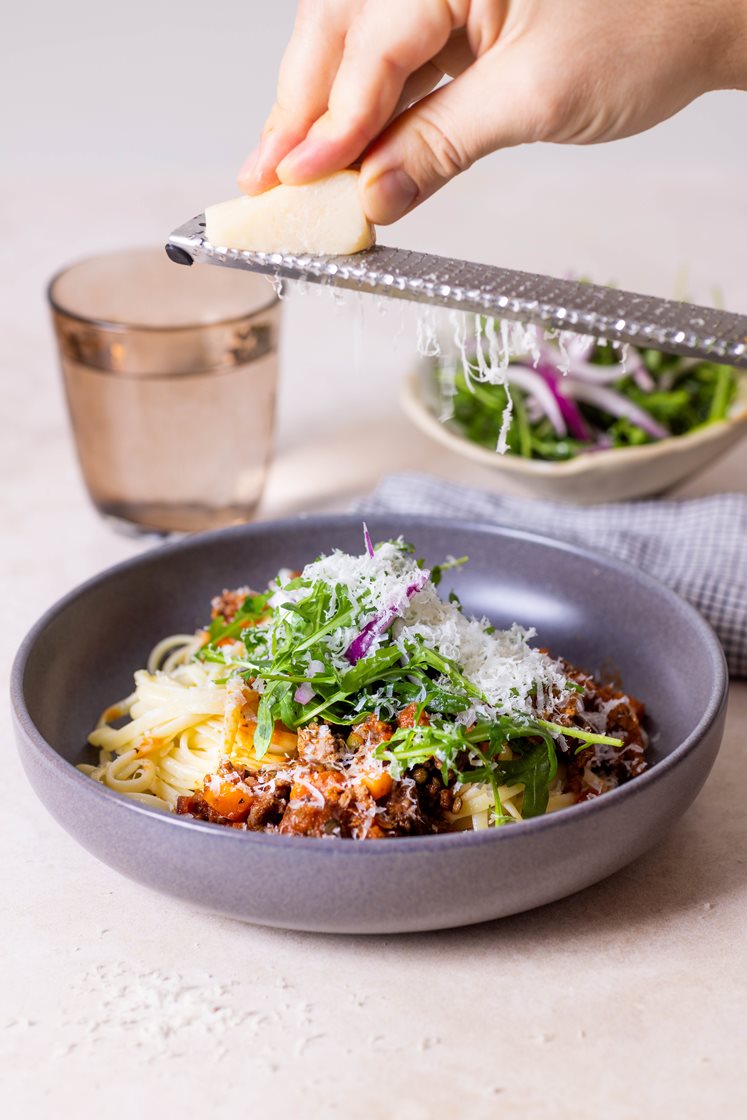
left=176, top=674, right=647, bottom=837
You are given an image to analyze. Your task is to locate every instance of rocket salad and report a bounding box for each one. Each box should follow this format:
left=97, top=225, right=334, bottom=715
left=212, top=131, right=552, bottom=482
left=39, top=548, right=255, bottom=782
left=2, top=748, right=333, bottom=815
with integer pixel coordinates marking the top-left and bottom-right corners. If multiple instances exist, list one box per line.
left=435, top=327, right=740, bottom=461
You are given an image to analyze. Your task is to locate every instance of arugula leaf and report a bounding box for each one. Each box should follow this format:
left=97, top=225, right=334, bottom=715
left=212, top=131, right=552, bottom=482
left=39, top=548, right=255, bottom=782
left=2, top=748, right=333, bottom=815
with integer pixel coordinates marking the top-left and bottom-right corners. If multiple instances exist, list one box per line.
left=538, top=719, right=623, bottom=749
left=430, top=556, right=468, bottom=587
left=253, top=684, right=279, bottom=760
left=205, top=592, right=270, bottom=646
left=500, top=743, right=554, bottom=817
left=340, top=646, right=404, bottom=692
left=709, top=364, right=735, bottom=422
left=277, top=682, right=298, bottom=730
left=412, top=645, right=486, bottom=700
left=423, top=688, right=471, bottom=714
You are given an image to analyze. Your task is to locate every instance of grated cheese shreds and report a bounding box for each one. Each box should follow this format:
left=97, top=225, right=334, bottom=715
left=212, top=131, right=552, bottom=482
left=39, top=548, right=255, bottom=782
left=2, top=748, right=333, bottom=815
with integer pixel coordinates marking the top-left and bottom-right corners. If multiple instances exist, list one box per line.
left=301, top=541, right=424, bottom=611
left=293, top=541, right=570, bottom=719
left=289, top=542, right=429, bottom=668
left=394, top=583, right=570, bottom=723
left=422, top=308, right=545, bottom=455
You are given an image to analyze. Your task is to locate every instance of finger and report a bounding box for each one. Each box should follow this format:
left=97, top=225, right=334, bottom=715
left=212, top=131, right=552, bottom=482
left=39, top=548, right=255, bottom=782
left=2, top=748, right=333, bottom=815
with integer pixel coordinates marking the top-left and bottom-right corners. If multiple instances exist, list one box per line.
left=239, top=0, right=360, bottom=194
left=431, top=29, right=476, bottom=77
left=394, top=62, right=445, bottom=116
left=392, top=28, right=479, bottom=113
left=391, top=30, right=478, bottom=117
left=360, top=47, right=538, bottom=223
left=276, top=0, right=463, bottom=184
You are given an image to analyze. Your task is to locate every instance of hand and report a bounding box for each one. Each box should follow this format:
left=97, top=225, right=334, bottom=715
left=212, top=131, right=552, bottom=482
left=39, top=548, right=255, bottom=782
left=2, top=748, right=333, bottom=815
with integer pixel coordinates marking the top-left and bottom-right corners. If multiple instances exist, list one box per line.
left=238, top=0, right=747, bottom=224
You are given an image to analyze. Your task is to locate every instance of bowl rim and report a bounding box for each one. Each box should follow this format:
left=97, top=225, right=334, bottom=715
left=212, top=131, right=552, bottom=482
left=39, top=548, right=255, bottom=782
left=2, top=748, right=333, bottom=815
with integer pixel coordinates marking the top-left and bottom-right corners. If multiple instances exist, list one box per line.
left=402, top=369, right=747, bottom=478
left=10, top=513, right=729, bottom=856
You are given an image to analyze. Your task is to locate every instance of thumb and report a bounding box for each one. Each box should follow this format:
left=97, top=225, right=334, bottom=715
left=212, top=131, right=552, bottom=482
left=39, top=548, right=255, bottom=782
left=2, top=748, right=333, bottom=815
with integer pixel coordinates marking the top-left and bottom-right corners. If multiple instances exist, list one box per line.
left=360, top=51, right=539, bottom=224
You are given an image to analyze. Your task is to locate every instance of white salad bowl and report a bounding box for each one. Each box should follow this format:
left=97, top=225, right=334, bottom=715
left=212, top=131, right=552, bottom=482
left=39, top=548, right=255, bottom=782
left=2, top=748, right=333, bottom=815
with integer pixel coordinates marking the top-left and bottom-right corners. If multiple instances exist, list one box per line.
left=401, top=366, right=747, bottom=504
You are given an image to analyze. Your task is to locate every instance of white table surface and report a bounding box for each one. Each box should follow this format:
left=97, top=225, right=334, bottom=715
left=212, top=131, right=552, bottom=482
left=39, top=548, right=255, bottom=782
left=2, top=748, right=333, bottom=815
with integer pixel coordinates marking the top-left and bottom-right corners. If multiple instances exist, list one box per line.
left=2, top=164, right=746, bottom=1118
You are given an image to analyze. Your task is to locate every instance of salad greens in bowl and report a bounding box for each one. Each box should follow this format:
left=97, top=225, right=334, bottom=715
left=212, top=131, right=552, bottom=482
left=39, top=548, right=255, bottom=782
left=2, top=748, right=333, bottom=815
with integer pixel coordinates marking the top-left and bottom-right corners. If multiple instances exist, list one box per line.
left=446, top=342, right=740, bottom=461
left=404, top=321, right=747, bottom=504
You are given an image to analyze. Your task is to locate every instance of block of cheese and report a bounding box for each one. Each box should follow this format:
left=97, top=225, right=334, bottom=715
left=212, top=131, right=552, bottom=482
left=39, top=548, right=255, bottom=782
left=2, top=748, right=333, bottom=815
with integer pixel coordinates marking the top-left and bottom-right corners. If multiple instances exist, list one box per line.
left=205, top=170, right=375, bottom=256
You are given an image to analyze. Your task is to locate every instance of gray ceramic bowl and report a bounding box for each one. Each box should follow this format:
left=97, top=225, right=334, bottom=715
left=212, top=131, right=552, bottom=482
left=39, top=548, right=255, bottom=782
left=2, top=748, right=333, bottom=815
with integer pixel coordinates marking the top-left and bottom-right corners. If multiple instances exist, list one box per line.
left=11, top=515, right=727, bottom=934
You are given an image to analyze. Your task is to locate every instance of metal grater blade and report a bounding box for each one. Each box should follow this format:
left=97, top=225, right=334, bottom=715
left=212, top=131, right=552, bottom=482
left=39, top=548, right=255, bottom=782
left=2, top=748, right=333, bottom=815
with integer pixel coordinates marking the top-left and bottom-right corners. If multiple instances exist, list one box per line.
left=166, top=213, right=747, bottom=368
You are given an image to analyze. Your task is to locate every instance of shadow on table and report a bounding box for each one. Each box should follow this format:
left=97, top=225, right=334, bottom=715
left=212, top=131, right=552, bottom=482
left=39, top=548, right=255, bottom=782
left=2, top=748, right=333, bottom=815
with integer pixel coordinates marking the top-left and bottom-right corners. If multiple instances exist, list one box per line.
left=218, top=687, right=747, bottom=952
left=244, top=757, right=744, bottom=953
left=366, top=796, right=746, bottom=953
left=455, top=816, right=742, bottom=947
left=227, top=786, right=745, bottom=958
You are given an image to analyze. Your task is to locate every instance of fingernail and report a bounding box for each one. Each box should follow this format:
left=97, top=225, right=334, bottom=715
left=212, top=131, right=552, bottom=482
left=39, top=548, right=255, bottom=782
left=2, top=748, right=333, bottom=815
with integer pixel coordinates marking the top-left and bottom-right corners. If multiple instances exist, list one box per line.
left=237, top=144, right=261, bottom=191
left=366, top=169, right=418, bottom=223
left=276, top=136, right=325, bottom=183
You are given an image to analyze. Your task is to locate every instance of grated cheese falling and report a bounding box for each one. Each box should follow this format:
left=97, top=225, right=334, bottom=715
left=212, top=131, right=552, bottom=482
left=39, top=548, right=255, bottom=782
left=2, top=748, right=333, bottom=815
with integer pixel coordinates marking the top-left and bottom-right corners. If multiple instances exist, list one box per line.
left=436, top=349, right=458, bottom=422
left=415, top=305, right=442, bottom=357
left=420, top=308, right=552, bottom=454
left=448, top=309, right=473, bottom=391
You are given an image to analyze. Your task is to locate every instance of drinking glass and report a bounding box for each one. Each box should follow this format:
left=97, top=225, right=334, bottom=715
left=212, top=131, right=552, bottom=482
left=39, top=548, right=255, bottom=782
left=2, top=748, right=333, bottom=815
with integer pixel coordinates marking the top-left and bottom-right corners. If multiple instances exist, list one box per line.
left=48, top=247, right=280, bottom=534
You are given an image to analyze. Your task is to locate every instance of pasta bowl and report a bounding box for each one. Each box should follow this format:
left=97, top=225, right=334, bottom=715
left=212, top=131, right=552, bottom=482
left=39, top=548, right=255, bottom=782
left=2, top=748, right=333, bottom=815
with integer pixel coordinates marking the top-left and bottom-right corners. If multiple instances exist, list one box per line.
left=11, top=515, right=727, bottom=933
left=402, top=369, right=747, bottom=504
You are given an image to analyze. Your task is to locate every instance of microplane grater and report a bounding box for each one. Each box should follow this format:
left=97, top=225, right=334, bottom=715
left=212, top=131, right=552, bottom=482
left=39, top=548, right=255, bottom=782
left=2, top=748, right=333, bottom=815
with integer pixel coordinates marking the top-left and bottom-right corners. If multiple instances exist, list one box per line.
left=166, top=214, right=747, bottom=368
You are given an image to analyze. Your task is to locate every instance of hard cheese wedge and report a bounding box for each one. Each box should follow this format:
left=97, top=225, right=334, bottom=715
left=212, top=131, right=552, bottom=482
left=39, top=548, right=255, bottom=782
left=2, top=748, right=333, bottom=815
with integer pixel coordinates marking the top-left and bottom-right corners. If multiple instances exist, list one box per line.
left=205, top=170, right=375, bottom=256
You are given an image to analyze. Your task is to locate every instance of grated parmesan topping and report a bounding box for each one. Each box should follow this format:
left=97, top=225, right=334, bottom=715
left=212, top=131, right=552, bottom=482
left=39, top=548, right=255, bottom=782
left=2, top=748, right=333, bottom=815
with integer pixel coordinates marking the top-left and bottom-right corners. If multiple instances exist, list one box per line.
left=301, top=541, right=425, bottom=614
left=394, top=583, right=570, bottom=723
left=275, top=541, right=570, bottom=721
left=276, top=541, right=431, bottom=670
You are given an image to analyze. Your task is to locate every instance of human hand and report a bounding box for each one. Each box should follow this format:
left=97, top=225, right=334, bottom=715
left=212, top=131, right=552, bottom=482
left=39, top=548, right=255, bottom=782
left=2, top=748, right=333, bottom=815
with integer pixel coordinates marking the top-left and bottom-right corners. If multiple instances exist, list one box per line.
left=238, top=0, right=747, bottom=225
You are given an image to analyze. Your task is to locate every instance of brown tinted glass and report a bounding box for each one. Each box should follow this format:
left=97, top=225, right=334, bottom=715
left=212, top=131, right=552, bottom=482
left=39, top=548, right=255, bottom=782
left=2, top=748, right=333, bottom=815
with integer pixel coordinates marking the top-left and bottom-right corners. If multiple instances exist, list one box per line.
left=49, top=248, right=280, bottom=534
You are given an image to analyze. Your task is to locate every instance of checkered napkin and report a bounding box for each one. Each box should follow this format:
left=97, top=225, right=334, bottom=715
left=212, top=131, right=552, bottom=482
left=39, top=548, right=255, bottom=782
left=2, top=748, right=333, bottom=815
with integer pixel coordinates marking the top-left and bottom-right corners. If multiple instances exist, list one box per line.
left=358, top=472, right=747, bottom=677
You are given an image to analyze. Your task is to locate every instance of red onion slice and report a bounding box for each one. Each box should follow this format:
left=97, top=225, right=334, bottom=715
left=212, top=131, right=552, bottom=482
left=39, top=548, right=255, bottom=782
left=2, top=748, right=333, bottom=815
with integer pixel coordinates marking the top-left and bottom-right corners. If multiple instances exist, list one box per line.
left=345, top=569, right=428, bottom=665
left=506, top=365, right=566, bottom=437
left=568, top=354, right=654, bottom=392
left=542, top=337, right=655, bottom=392
left=559, top=379, right=669, bottom=439
left=294, top=682, right=316, bottom=705
left=535, top=364, right=592, bottom=441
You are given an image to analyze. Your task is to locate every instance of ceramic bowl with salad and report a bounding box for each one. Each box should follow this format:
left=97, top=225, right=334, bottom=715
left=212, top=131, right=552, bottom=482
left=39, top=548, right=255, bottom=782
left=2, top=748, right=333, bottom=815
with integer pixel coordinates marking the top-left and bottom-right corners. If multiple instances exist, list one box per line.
left=403, top=321, right=747, bottom=503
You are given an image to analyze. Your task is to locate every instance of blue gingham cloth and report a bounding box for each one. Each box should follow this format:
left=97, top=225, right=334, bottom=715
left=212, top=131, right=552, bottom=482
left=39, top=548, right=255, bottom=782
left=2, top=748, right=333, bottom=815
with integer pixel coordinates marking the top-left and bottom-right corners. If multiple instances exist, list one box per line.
left=359, top=473, right=747, bottom=677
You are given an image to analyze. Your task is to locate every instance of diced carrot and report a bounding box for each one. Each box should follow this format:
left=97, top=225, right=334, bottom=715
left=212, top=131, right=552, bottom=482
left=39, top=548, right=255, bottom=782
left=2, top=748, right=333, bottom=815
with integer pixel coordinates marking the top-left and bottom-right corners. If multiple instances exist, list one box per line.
left=292, top=770, right=345, bottom=801
left=361, top=771, right=394, bottom=801
left=202, top=778, right=253, bottom=821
